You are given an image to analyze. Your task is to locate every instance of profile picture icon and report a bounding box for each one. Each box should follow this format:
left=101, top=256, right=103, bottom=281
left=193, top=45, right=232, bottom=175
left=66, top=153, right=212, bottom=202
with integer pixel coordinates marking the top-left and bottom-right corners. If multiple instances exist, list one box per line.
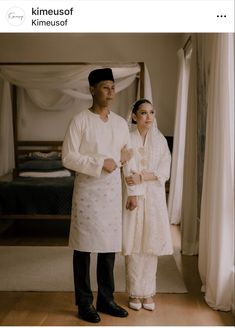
left=6, top=7, right=25, bottom=26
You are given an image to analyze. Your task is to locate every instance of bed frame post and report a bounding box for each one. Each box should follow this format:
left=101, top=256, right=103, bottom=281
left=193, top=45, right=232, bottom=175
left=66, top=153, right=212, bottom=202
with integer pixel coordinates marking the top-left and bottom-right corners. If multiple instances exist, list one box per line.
left=12, top=85, right=18, bottom=178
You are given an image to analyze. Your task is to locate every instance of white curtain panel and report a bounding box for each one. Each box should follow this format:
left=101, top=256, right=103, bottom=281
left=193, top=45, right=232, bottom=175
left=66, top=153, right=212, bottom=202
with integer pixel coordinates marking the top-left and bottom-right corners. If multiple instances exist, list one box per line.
left=168, top=48, right=192, bottom=224
left=198, top=34, right=234, bottom=311
left=180, top=37, right=199, bottom=255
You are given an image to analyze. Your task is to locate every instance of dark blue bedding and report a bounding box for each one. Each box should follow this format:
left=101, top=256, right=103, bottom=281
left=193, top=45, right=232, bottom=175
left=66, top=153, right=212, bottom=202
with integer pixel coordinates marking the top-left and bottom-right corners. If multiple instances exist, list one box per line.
left=0, top=176, right=74, bottom=215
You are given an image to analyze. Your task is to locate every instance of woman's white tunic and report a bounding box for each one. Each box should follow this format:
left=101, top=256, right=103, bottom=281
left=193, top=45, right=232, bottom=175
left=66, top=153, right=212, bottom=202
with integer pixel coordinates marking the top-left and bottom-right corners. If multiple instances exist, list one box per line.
left=122, top=127, right=173, bottom=256
left=62, top=109, right=140, bottom=253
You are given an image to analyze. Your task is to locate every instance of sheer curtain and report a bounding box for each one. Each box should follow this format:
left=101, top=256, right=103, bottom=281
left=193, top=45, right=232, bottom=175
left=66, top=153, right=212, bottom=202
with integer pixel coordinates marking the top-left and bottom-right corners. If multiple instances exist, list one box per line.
left=0, top=63, right=153, bottom=176
left=180, top=36, right=199, bottom=255
left=198, top=34, right=234, bottom=311
left=168, top=46, right=192, bottom=224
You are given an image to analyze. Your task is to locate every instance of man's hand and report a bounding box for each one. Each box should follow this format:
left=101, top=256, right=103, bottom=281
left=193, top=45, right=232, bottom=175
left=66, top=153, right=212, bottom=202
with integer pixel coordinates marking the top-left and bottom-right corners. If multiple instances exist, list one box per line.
left=125, top=170, right=141, bottom=185
left=126, top=196, right=137, bottom=211
left=120, top=145, right=133, bottom=166
left=103, top=158, right=117, bottom=173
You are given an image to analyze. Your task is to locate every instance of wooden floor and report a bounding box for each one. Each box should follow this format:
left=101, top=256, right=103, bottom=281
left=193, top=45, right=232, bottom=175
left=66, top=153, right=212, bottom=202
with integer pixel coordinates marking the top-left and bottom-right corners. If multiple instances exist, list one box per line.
left=0, top=225, right=234, bottom=326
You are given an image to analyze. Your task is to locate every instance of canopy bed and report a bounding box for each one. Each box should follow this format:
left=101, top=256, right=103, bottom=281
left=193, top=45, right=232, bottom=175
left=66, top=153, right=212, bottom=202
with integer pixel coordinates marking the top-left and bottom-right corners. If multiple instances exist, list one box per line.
left=0, top=62, right=150, bottom=222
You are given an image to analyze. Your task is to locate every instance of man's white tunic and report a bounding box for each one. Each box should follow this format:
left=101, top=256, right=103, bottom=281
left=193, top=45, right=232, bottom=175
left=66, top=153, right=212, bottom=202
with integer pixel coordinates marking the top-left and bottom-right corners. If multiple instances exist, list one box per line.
left=62, top=109, right=139, bottom=253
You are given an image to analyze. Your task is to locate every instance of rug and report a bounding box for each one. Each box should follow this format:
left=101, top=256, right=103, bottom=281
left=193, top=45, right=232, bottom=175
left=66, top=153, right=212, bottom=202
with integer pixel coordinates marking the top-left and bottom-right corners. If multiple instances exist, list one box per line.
left=157, top=255, right=187, bottom=293
left=0, top=246, right=187, bottom=293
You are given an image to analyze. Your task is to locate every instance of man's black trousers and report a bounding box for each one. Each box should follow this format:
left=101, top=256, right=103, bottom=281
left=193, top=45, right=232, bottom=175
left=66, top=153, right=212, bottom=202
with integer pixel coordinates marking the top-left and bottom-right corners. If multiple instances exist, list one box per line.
left=73, top=250, right=115, bottom=306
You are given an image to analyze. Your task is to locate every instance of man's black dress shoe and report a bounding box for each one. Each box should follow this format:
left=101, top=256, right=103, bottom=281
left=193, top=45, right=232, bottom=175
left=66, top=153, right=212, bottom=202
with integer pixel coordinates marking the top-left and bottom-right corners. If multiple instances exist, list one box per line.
left=78, top=304, right=101, bottom=323
left=96, top=300, right=128, bottom=317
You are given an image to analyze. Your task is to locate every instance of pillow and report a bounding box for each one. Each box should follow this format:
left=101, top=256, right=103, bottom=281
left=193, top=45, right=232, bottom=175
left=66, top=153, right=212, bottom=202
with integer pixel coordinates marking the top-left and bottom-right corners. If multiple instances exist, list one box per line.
left=19, top=159, right=64, bottom=172
left=18, top=151, right=61, bottom=162
left=19, top=169, right=71, bottom=178
left=29, top=151, right=61, bottom=160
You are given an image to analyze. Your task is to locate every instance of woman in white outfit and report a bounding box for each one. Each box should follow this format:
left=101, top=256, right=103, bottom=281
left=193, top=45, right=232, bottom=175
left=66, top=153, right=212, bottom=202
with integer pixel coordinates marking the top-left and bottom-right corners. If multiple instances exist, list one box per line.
left=123, top=99, right=173, bottom=311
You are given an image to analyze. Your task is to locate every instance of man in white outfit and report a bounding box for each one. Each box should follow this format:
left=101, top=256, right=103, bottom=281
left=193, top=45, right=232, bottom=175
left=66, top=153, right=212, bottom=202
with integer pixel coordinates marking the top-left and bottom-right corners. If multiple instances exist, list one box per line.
left=62, top=68, right=140, bottom=323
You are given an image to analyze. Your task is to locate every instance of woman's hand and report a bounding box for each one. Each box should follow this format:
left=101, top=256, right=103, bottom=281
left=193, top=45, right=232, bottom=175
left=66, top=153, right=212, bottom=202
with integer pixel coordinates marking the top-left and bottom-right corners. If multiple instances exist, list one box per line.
left=120, top=145, right=133, bottom=166
left=125, top=170, right=141, bottom=185
left=126, top=196, right=137, bottom=211
left=141, top=170, right=158, bottom=181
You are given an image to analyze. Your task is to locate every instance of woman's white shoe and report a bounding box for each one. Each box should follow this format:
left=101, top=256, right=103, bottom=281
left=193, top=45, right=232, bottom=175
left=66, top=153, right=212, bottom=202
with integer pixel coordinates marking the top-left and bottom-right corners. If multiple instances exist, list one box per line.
left=128, top=300, right=142, bottom=311
left=143, top=302, right=155, bottom=311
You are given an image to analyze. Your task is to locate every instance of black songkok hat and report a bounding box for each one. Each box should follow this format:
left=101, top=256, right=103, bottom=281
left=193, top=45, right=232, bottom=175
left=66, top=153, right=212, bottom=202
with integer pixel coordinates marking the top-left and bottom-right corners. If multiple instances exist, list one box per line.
left=88, top=68, right=114, bottom=86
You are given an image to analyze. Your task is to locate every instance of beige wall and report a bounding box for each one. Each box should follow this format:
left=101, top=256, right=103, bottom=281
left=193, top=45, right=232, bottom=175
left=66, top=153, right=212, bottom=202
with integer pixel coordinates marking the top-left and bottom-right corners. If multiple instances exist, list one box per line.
left=0, top=33, right=185, bottom=135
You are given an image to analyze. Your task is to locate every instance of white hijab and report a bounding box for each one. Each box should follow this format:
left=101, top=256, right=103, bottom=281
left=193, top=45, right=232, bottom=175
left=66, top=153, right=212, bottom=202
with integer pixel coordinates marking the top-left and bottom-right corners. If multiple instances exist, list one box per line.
left=126, top=100, right=165, bottom=173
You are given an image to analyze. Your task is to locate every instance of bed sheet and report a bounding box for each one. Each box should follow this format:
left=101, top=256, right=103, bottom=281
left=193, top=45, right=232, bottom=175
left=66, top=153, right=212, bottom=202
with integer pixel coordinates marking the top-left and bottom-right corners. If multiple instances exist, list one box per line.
left=0, top=176, right=74, bottom=215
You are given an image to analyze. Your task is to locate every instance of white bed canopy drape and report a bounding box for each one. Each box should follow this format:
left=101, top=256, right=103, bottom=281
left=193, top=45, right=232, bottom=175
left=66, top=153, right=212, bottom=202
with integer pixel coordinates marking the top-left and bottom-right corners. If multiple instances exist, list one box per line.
left=198, top=34, right=234, bottom=312
left=0, top=63, right=152, bottom=176
left=0, top=64, right=141, bottom=109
